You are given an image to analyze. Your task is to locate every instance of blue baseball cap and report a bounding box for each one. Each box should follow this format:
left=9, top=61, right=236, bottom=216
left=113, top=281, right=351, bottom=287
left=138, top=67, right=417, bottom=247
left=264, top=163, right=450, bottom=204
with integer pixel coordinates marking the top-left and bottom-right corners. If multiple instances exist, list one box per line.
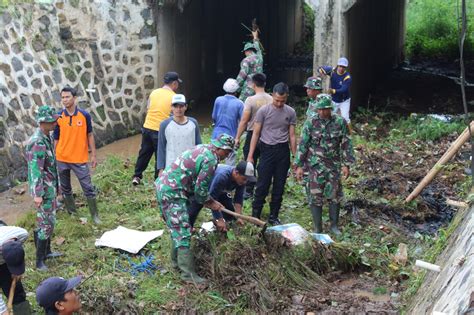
left=2, top=240, right=25, bottom=275
left=36, top=276, right=82, bottom=309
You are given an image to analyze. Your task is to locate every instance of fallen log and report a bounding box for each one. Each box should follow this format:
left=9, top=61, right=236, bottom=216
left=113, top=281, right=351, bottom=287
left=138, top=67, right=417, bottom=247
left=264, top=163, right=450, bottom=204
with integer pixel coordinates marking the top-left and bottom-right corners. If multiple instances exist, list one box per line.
left=405, top=121, right=474, bottom=203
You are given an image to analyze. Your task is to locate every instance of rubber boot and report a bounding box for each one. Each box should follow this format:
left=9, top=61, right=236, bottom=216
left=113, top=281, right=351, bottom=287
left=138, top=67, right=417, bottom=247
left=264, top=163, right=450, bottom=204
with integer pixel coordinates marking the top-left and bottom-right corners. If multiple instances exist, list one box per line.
left=46, top=237, right=62, bottom=259
left=329, top=203, right=342, bottom=236
left=170, top=242, right=178, bottom=270
left=177, top=248, right=207, bottom=285
left=33, top=230, right=38, bottom=249
left=87, top=198, right=102, bottom=224
left=12, top=300, right=32, bottom=315
left=310, top=205, right=323, bottom=233
left=64, top=195, right=76, bottom=214
left=36, top=239, right=48, bottom=271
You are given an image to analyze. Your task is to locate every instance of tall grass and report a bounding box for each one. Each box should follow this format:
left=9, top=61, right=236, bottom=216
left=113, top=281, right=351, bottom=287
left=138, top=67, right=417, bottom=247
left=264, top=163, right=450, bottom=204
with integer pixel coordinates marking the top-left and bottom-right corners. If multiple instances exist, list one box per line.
left=406, top=0, right=474, bottom=59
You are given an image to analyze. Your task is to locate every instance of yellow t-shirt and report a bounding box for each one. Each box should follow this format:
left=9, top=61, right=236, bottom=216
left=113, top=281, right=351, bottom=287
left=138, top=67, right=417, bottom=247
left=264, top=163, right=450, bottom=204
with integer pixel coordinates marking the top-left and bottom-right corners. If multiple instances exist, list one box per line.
left=143, top=88, right=175, bottom=131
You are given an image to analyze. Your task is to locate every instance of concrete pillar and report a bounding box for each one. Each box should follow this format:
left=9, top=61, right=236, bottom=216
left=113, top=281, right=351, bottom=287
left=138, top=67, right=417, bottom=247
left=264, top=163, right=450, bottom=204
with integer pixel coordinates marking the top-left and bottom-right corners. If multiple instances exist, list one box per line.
left=311, top=0, right=356, bottom=73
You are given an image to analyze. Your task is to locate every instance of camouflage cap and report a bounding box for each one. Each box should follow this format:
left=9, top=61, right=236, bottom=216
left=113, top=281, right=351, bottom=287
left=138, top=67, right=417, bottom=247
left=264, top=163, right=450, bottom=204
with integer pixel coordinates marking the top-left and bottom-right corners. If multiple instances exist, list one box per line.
left=36, top=105, right=60, bottom=123
left=242, top=42, right=257, bottom=52
left=315, top=94, right=333, bottom=109
left=304, top=76, right=323, bottom=90
left=211, top=134, right=235, bottom=150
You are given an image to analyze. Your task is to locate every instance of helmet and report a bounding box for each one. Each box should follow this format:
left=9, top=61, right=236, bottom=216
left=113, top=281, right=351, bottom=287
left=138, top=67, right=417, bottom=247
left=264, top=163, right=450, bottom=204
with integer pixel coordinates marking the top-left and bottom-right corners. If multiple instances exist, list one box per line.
left=36, top=105, right=60, bottom=123
left=315, top=94, right=333, bottom=110
left=304, top=76, right=323, bottom=90
left=211, top=134, right=235, bottom=150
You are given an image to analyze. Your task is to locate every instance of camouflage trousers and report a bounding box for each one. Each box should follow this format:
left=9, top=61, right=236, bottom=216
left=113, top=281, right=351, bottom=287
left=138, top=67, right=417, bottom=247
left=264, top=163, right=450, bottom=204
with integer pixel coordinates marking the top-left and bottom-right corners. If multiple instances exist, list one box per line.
left=158, top=196, right=192, bottom=249
left=305, top=167, right=343, bottom=206
left=36, top=197, right=57, bottom=240
left=239, top=85, right=255, bottom=102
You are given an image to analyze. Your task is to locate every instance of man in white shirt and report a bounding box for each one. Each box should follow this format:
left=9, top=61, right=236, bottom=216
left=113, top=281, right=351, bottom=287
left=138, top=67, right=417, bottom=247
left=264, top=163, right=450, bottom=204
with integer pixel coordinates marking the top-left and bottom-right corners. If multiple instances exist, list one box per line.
left=156, top=94, right=202, bottom=176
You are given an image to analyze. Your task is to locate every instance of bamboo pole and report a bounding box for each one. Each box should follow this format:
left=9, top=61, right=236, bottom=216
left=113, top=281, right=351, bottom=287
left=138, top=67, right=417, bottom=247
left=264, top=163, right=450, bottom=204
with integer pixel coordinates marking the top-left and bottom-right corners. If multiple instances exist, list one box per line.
left=405, top=121, right=474, bottom=202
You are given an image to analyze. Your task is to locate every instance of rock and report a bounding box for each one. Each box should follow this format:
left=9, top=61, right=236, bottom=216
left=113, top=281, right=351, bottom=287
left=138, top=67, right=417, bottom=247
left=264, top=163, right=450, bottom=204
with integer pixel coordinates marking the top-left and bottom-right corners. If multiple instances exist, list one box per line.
left=34, top=64, right=43, bottom=73
left=140, top=43, right=152, bottom=50
left=38, top=15, right=50, bottom=28
left=11, top=57, right=23, bottom=71
left=7, top=109, right=18, bottom=126
left=18, top=76, right=28, bottom=88
left=102, top=53, right=111, bottom=62
left=0, top=103, right=4, bottom=117
left=12, top=130, right=25, bottom=142
left=26, top=67, right=33, bottom=77
left=139, top=25, right=152, bottom=39
left=7, top=81, right=18, bottom=93
left=108, top=110, right=120, bottom=121
left=121, top=111, right=130, bottom=126
left=116, top=77, right=122, bottom=90
left=52, top=69, right=62, bottom=84
left=113, top=98, right=124, bottom=109
left=0, top=63, right=11, bottom=76
left=122, top=54, right=128, bottom=65
left=83, top=60, right=92, bottom=68
left=144, top=55, right=153, bottom=64
left=52, top=90, right=61, bottom=103
left=31, top=78, right=42, bottom=89
left=130, top=56, right=140, bottom=66
left=32, top=94, right=42, bottom=106
left=123, top=9, right=130, bottom=21
left=44, top=75, right=53, bottom=86
left=65, top=53, right=80, bottom=63
left=59, top=27, right=72, bottom=40
left=23, top=52, right=33, bottom=62
left=32, top=37, right=45, bottom=52
left=134, top=87, right=143, bottom=101
left=1, top=12, right=12, bottom=25
left=100, top=40, right=112, bottom=50
left=126, top=75, right=137, bottom=85
left=20, top=94, right=31, bottom=109
left=144, top=76, right=154, bottom=89
left=393, top=243, right=408, bottom=266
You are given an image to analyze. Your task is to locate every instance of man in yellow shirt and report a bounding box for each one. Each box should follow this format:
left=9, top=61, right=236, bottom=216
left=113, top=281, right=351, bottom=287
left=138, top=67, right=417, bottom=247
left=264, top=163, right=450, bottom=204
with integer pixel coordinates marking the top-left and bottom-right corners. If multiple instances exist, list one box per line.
left=132, top=72, right=181, bottom=185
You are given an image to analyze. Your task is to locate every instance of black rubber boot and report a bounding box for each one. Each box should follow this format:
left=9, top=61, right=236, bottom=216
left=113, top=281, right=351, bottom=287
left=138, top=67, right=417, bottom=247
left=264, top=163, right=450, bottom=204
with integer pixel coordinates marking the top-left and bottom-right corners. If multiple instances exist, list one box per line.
left=36, top=239, right=48, bottom=271
left=329, top=203, right=342, bottom=236
left=46, top=238, right=62, bottom=259
left=87, top=198, right=102, bottom=224
left=64, top=195, right=76, bottom=214
left=268, top=207, right=281, bottom=226
left=12, top=300, right=32, bottom=315
left=310, top=205, right=323, bottom=233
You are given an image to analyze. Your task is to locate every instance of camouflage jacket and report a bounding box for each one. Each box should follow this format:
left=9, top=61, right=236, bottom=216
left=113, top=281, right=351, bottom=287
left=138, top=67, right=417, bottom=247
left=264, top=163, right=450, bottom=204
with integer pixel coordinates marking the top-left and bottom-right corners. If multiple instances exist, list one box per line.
left=295, top=114, right=355, bottom=170
left=26, top=128, right=59, bottom=199
left=236, top=41, right=263, bottom=100
left=156, top=144, right=219, bottom=204
left=305, top=99, right=318, bottom=120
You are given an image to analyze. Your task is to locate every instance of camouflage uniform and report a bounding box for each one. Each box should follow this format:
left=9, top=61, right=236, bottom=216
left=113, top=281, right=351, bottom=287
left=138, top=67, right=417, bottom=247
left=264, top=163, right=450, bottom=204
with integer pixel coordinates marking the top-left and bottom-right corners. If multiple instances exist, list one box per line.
left=295, top=95, right=355, bottom=206
left=26, top=107, right=60, bottom=241
left=236, top=41, right=263, bottom=102
left=156, top=133, right=235, bottom=249
left=304, top=77, right=323, bottom=120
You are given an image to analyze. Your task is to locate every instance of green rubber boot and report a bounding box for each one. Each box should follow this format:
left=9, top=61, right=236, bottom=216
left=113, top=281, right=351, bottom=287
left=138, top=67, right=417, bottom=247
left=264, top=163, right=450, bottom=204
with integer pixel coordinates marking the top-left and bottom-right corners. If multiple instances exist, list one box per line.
left=171, top=242, right=178, bottom=270
left=177, top=248, right=207, bottom=285
left=329, top=203, right=342, bottom=236
left=63, top=195, right=76, bottom=214
left=87, top=198, right=102, bottom=224
left=12, top=300, right=32, bottom=315
left=310, top=205, right=323, bottom=233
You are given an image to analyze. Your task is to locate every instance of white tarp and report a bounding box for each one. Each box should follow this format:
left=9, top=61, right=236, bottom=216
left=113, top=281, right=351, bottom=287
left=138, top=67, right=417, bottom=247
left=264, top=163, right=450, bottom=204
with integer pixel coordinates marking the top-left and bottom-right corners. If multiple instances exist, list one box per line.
left=95, top=226, right=163, bottom=254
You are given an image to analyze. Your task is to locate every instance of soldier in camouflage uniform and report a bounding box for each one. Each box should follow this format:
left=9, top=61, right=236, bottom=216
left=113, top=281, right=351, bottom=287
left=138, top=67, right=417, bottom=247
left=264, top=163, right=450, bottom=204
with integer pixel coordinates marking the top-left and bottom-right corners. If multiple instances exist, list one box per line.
left=26, top=105, right=61, bottom=271
left=236, top=30, right=263, bottom=102
left=155, top=134, right=235, bottom=285
left=303, top=76, right=323, bottom=119
left=294, top=95, right=355, bottom=235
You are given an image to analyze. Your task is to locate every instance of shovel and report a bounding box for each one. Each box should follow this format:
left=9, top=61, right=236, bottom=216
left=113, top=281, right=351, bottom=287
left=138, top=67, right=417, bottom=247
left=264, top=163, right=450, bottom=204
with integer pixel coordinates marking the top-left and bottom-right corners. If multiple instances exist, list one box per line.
left=220, top=208, right=267, bottom=233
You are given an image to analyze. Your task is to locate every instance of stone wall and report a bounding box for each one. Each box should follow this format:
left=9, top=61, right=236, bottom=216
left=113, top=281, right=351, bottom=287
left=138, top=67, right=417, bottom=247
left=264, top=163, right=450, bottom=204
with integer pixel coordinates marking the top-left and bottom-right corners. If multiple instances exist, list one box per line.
left=0, top=0, right=158, bottom=191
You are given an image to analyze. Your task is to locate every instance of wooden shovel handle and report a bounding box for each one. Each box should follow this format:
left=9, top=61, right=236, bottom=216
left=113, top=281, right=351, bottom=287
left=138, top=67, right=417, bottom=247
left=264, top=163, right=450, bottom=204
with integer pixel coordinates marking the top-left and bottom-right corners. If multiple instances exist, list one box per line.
left=220, top=208, right=266, bottom=227
left=7, top=277, right=17, bottom=312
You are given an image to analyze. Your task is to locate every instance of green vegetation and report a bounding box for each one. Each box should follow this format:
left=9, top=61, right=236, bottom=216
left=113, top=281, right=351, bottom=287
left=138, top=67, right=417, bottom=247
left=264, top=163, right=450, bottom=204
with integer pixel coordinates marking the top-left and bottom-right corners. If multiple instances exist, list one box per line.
left=406, top=0, right=474, bottom=59
left=14, top=111, right=471, bottom=313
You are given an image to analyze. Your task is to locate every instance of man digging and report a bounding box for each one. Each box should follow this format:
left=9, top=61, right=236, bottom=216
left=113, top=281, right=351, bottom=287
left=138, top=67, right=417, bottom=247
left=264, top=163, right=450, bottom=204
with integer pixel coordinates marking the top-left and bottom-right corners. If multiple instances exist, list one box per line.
left=294, top=95, right=355, bottom=235
left=155, top=134, right=235, bottom=285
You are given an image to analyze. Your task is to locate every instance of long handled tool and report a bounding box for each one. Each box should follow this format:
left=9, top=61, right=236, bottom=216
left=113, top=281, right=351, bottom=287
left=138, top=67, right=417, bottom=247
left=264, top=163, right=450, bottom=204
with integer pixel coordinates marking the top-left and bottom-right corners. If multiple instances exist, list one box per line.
left=7, top=277, right=18, bottom=314
left=220, top=208, right=267, bottom=231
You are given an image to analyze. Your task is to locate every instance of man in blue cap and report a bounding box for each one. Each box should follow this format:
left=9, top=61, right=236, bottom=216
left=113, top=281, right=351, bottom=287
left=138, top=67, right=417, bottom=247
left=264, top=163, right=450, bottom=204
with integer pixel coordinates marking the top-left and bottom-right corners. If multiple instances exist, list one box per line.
left=0, top=225, right=31, bottom=314
left=318, top=57, right=353, bottom=132
left=36, top=276, right=82, bottom=315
